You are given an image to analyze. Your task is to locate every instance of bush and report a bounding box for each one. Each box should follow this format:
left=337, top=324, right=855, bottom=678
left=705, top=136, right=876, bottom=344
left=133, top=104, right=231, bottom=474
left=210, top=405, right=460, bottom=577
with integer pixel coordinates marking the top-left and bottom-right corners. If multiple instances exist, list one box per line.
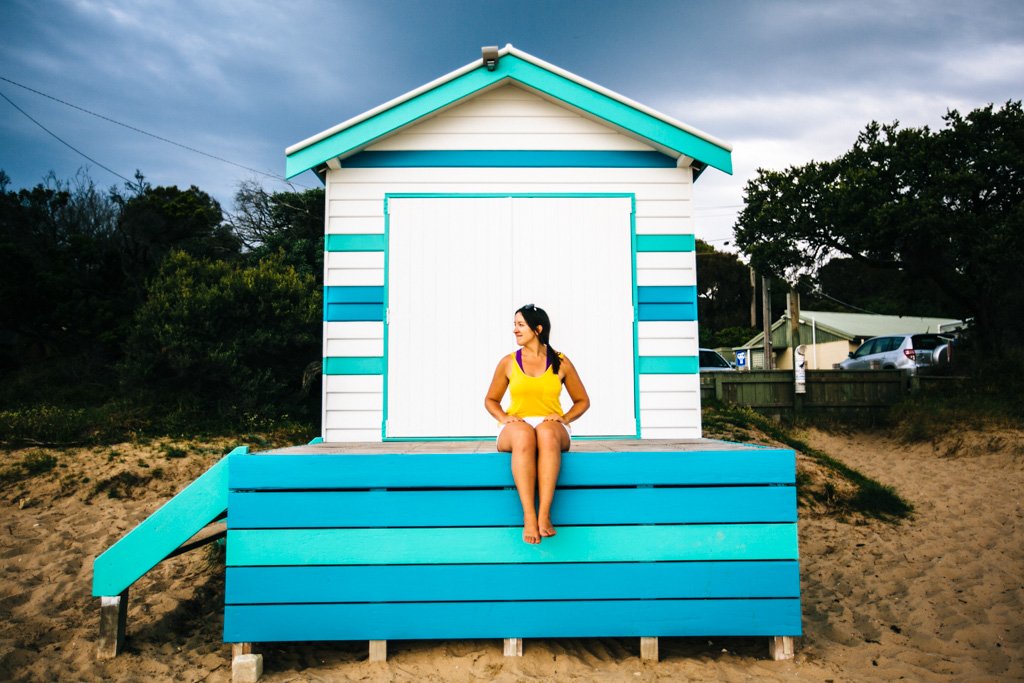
left=121, top=250, right=321, bottom=422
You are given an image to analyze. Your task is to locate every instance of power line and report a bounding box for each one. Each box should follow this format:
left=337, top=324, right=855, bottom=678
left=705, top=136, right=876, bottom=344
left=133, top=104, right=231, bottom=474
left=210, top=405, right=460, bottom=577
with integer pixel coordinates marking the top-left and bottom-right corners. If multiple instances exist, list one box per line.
left=0, top=88, right=133, bottom=183
left=0, top=75, right=310, bottom=188
left=812, top=288, right=879, bottom=315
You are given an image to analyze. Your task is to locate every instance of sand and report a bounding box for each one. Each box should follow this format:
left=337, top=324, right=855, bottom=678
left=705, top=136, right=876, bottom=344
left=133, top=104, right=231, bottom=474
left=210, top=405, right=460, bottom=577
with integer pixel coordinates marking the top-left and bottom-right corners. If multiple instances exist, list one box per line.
left=0, top=428, right=1021, bottom=682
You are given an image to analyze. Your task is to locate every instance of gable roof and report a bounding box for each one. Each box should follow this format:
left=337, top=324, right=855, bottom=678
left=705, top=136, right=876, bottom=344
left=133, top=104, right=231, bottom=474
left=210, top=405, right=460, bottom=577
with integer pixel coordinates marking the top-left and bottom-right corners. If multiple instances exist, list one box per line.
left=286, top=44, right=733, bottom=179
left=739, top=310, right=961, bottom=349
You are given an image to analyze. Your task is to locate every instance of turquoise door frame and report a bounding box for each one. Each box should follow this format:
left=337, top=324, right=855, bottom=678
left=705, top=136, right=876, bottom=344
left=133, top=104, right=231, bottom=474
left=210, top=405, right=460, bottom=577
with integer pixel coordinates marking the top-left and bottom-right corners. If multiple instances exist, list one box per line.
left=381, top=193, right=640, bottom=441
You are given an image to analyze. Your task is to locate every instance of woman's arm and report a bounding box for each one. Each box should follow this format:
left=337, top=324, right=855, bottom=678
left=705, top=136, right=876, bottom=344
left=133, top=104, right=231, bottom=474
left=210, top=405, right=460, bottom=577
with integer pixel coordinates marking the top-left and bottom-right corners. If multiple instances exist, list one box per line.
left=552, top=356, right=590, bottom=424
left=484, top=356, right=520, bottom=423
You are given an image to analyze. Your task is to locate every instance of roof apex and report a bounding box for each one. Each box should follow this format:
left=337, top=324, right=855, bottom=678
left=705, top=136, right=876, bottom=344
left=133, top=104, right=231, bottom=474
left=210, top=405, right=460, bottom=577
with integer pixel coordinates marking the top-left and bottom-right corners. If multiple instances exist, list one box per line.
left=285, top=45, right=732, bottom=178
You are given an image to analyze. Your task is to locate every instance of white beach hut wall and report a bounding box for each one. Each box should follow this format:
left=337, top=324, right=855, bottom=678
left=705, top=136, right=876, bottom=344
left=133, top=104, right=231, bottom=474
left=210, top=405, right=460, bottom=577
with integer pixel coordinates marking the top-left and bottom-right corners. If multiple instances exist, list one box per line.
left=286, top=44, right=734, bottom=442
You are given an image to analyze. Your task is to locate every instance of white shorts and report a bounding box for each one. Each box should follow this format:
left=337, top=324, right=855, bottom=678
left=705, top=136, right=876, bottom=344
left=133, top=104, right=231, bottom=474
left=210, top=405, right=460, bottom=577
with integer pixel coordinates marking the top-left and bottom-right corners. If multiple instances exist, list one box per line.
left=497, top=416, right=572, bottom=444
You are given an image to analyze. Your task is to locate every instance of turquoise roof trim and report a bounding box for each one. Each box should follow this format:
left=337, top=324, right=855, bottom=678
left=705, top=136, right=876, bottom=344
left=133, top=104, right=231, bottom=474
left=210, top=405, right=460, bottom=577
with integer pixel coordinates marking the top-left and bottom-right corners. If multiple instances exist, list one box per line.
left=287, top=54, right=732, bottom=178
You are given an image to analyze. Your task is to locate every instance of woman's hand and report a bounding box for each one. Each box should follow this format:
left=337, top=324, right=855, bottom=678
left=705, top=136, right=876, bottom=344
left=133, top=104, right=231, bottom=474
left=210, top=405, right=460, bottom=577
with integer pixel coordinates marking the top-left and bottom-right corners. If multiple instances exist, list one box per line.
left=500, top=415, right=525, bottom=425
left=542, top=414, right=566, bottom=424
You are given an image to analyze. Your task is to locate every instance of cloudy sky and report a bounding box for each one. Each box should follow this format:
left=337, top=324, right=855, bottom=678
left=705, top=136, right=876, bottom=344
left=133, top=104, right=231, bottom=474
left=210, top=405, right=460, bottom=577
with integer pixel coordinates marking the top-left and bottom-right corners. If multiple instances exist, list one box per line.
left=2, top=0, right=1021, bottom=247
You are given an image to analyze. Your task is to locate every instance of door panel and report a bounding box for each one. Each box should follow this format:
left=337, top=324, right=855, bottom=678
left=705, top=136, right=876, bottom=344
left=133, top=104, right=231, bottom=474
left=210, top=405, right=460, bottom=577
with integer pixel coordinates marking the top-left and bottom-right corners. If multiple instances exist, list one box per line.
left=387, top=197, right=635, bottom=438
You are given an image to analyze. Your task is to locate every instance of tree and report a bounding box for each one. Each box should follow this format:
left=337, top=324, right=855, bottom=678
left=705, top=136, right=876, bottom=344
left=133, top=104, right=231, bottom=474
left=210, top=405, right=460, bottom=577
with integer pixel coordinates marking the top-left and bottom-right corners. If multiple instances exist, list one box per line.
left=121, top=250, right=321, bottom=419
left=734, top=101, right=1024, bottom=353
left=116, top=181, right=240, bottom=292
left=230, top=181, right=325, bottom=282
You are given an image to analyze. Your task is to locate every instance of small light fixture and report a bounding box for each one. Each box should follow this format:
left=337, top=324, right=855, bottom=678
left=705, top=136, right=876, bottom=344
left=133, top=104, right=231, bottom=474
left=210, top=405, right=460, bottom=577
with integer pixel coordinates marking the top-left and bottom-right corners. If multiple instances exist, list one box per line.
left=481, top=45, right=499, bottom=71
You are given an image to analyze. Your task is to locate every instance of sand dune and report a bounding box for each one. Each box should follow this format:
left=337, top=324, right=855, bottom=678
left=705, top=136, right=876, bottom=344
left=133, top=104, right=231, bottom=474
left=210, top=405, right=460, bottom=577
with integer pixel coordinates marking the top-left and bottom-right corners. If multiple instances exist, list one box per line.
left=0, top=428, right=1020, bottom=682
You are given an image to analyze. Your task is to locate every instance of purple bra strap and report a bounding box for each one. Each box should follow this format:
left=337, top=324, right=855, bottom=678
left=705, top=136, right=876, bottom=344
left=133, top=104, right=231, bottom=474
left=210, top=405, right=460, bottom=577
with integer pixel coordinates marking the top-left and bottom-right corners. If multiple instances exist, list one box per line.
left=516, top=348, right=551, bottom=372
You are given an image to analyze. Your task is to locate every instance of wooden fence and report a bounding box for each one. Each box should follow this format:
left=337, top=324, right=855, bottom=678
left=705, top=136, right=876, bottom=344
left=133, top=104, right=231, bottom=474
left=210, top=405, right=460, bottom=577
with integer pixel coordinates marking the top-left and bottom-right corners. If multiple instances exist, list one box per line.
left=700, top=370, right=915, bottom=420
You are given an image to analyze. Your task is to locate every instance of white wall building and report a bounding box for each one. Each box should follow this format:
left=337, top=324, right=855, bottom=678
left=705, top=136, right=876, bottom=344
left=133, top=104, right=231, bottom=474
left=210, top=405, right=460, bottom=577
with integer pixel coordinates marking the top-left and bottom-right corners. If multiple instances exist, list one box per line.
left=285, top=46, right=733, bottom=442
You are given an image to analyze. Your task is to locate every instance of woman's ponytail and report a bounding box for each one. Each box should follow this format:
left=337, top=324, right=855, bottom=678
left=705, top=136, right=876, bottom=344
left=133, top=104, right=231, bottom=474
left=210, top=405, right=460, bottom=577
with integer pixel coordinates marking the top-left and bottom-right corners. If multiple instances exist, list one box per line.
left=517, top=303, right=561, bottom=374
left=538, top=328, right=562, bottom=375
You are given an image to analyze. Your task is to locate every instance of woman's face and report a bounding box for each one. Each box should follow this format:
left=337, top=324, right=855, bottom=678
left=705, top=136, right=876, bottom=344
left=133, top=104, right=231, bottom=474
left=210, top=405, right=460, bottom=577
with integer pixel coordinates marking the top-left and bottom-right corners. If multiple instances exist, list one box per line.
left=513, top=312, right=540, bottom=347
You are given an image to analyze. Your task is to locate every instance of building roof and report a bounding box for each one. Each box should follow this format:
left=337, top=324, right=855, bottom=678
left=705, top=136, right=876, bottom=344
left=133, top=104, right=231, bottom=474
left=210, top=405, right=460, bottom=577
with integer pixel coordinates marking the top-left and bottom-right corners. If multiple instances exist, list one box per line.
left=739, top=310, right=961, bottom=349
left=285, top=44, right=733, bottom=179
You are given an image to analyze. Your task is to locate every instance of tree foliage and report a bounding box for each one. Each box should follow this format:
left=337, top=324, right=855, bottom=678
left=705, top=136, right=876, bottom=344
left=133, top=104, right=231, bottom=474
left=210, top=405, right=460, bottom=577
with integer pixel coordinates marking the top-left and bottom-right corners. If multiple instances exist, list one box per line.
left=734, top=101, right=1024, bottom=352
left=0, top=170, right=326, bottom=430
left=121, top=250, right=321, bottom=419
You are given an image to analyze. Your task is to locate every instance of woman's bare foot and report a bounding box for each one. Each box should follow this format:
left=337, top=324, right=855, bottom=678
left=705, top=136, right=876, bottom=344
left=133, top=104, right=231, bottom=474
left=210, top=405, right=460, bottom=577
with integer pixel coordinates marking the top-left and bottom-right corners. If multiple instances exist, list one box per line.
left=523, top=518, right=541, bottom=545
left=539, top=516, right=557, bottom=538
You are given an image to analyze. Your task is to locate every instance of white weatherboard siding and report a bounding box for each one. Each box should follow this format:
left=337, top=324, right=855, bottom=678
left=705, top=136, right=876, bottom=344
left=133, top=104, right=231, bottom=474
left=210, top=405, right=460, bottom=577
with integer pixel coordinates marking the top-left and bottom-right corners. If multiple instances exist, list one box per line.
left=323, top=374, right=383, bottom=442
left=321, top=84, right=702, bottom=440
left=366, top=85, right=653, bottom=152
left=386, top=197, right=635, bottom=438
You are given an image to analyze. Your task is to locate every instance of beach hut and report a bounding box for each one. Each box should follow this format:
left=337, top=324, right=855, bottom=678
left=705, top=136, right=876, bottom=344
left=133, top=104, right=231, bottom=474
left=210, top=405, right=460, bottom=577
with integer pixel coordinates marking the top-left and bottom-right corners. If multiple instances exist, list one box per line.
left=297, top=44, right=734, bottom=442
left=92, top=46, right=800, bottom=679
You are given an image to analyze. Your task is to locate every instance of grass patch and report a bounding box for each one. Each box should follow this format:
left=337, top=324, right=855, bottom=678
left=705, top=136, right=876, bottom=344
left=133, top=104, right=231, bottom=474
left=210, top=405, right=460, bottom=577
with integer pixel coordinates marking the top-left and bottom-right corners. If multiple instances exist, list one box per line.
left=0, top=450, right=58, bottom=485
left=89, top=471, right=152, bottom=500
left=705, top=404, right=914, bottom=521
left=0, top=401, right=317, bottom=447
left=887, top=387, right=1023, bottom=442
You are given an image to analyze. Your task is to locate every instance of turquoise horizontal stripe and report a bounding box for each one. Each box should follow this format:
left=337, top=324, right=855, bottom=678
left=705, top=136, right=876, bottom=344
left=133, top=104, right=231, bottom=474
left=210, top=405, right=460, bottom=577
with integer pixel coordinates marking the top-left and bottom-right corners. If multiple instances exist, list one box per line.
left=286, top=54, right=732, bottom=178
left=324, top=233, right=385, bottom=251
left=226, top=524, right=798, bottom=566
left=638, top=302, right=697, bottom=321
left=225, top=561, right=800, bottom=604
left=638, top=355, right=699, bottom=373
left=343, top=150, right=675, bottom=168
left=324, top=303, right=383, bottom=322
left=637, top=285, right=697, bottom=303
left=224, top=598, right=800, bottom=642
left=324, top=286, right=384, bottom=303
left=227, top=486, right=796, bottom=529
left=635, top=234, right=696, bottom=251
left=322, top=356, right=384, bottom=375
left=229, top=449, right=797, bottom=489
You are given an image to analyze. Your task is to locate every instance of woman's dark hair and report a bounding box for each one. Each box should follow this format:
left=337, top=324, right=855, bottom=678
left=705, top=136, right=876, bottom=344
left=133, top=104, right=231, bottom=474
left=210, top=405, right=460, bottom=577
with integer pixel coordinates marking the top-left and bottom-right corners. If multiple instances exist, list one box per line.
left=516, top=304, right=561, bottom=374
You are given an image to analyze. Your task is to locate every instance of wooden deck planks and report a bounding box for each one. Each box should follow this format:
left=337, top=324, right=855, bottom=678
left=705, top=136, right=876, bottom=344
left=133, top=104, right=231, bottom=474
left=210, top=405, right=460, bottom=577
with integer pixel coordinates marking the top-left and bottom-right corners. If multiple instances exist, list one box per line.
left=225, top=561, right=801, bottom=604
left=227, top=486, right=797, bottom=528
left=229, top=449, right=795, bottom=490
left=224, top=599, right=802, bottom=642
left=226, top=524, right=799, bottom=566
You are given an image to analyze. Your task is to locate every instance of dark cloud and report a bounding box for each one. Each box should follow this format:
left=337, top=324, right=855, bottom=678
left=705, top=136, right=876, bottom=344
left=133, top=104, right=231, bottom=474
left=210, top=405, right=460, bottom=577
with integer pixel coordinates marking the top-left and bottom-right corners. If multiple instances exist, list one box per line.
left=1, top=0, right=1021, bottom=243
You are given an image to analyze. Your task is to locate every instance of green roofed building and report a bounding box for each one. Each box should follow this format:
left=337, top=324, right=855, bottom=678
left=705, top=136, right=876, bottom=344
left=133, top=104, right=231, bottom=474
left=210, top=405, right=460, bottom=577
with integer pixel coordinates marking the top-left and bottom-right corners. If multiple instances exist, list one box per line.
left=736, top=310, right=962, bottom=370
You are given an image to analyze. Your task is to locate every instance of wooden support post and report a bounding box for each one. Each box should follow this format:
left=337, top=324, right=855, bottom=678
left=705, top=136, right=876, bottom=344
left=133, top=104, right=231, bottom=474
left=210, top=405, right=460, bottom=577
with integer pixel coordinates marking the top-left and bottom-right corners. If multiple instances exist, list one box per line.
left=503, top=638, right=523, bottom=656
left=97, top=588, right=128, bottom=659
left=769, top=636, right=795, bottom=661
left=640, top=637, right=659, bottom=662
left=369, top=640, right=387, bottom=662
left=232, top=643, right=253, bottom=657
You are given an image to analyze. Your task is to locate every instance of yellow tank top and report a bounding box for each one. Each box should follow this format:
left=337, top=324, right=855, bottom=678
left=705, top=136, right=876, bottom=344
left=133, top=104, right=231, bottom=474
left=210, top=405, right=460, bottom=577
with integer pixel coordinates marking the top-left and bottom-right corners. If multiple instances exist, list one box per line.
left=507, top=351, right=564, bottom=418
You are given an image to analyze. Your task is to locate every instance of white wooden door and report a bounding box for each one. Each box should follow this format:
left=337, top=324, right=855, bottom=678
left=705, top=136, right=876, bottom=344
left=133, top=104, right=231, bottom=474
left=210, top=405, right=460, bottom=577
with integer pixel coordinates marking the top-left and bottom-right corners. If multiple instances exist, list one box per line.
left=387, top=196, right=635, bottom=438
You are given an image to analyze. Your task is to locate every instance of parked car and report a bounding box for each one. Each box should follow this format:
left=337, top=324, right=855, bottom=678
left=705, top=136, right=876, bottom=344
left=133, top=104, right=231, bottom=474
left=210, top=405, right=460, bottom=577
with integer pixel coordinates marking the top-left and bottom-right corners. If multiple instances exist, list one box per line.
left=699, top=348, right=735, bottom=372
left=838, top=334, right=950, bottom=374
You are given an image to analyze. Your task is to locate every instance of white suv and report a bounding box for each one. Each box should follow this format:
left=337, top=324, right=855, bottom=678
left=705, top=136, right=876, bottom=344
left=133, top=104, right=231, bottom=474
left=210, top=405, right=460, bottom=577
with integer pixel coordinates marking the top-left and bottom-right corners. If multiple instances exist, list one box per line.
left=838, top=334, right=948, bottom=374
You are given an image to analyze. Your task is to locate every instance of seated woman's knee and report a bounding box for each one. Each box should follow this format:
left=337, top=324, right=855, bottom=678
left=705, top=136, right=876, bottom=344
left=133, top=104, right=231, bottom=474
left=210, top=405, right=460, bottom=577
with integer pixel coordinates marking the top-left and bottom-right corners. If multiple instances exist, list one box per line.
left=505, top=421, right=537, bottom=445
left=535, top=422, right=564, bottom=448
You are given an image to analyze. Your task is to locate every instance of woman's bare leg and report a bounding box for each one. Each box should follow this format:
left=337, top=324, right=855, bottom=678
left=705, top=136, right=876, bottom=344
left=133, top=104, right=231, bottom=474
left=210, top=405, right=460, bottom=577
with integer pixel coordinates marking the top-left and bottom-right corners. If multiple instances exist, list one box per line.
left=535, top=421, right=570, bottom=538
left=498, top=422, right=540, bottom=544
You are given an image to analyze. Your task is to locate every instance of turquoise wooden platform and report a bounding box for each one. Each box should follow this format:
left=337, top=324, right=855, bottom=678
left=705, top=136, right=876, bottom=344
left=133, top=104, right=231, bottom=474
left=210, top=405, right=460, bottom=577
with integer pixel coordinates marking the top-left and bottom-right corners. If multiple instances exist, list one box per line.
left=223, top=439, right=801, bottom=653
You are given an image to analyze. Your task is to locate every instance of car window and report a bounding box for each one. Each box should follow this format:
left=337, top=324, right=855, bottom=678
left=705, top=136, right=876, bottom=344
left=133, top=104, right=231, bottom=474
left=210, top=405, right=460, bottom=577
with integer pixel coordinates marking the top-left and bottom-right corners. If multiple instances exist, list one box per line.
left=911, top=334, right=942, bottom=350
left=854, top=339, right=878, bottom=357
left=883, top=337, right=903, bottom=352
left=699, top=350, right=730, bottom=368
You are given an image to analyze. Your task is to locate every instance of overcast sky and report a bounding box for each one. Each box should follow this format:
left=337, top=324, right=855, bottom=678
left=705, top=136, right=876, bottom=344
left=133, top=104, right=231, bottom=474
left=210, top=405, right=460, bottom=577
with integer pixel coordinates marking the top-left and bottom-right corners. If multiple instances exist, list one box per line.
left=2, top=0, right=1021, bottom=247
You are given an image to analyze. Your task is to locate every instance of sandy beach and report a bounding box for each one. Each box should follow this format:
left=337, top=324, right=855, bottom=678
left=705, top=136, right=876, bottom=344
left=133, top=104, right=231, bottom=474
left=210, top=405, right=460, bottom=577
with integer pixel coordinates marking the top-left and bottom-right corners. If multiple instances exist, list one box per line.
left=1, top=426, right=1021, bottom=682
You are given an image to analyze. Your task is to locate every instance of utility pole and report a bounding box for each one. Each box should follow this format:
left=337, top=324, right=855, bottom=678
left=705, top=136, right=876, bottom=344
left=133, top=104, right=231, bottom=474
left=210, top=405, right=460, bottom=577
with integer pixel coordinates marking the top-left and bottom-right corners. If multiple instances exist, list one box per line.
left=761, top=275, right=773, bottom=370
left=749, top=267, right=757, bottom=328
left=789, top=289, right=805, bottom=405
